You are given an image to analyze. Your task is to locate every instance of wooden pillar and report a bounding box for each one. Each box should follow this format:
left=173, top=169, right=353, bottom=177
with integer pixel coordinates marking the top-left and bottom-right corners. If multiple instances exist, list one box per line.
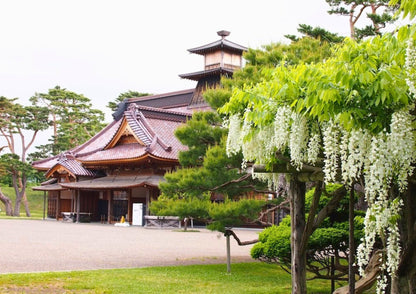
left=71, top=191, right=74, bottom=212
left=146, top=188, right=150, bottom=216
left=76, top=190, right=80, bottom=223
left=127, top=189, right=132, bottom=224
left=43, top=191, right=46, bottom=220
left=289, top=175, right=307, bottom=294
left=56, top=192, right=61, bottom=220
left=349, top=188, right=355, bottom=293
left=107, top=191, right=111, bottom=223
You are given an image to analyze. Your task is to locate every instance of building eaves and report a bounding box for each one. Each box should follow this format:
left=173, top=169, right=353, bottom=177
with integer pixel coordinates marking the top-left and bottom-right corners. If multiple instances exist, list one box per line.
left=45, top=153, right=97, bottom=178
left=179, top=67, right=234, bottom=81
left=187, top=38, right=248, bottom=55
left=112, top=89, right=194, bottom=120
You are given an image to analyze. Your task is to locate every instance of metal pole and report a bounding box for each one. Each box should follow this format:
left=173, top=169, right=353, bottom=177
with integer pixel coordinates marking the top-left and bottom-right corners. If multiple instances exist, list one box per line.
left=331, top=255, right=335, bottom=293
left=226, top=233, right=231, bottom=273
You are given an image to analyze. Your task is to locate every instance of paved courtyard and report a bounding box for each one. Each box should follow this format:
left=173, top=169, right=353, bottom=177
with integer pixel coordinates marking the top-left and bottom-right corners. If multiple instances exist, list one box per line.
left=0, top=219, right=259, bottom=274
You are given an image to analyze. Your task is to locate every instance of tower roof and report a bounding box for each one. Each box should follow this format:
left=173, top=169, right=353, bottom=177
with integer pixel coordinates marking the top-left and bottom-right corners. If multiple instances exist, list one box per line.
left=187, top=30, right=247, bottom=55
left=178, top=67, right=234, bottom=81
left=187, top=37, right=247, bottom=55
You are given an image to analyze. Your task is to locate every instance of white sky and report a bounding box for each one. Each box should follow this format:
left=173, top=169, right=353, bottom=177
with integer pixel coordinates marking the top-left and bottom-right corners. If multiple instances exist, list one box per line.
left=0, top=0, right=404, bottom=153
left=0, top=0, right=350, bottom=115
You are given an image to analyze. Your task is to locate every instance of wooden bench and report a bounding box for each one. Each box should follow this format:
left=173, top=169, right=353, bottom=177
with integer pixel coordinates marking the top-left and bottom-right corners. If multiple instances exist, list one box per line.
left=144, top=216, right=181, bottom=228
left=62, top=212, right=91, bottom=223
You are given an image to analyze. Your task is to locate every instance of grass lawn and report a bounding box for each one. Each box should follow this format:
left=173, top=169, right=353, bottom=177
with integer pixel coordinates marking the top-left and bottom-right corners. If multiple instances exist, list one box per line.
left=0, top=187, right=371, bottom=293
left=0, top=263, right=341, bottom=294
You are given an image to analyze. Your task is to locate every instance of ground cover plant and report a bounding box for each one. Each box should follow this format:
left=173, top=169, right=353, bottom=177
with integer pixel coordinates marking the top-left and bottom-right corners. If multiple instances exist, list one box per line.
left=0, top=262, right=348, bottom=294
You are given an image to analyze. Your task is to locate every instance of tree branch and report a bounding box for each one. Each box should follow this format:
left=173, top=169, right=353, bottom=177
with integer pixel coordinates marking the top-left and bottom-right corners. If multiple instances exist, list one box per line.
left=224, top=229, right=259, bottom=246
left=312, top=185, right=347, bottom=232
left=208, top=173, right=251, bottom=191
left=255, top=199, right=290, bottom=226
left=301, top=181, right=323, bottom=253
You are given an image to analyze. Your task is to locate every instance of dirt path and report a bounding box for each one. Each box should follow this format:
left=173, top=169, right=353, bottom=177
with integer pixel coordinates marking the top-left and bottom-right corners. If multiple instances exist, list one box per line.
left=0, top=219, right=260, bottom=274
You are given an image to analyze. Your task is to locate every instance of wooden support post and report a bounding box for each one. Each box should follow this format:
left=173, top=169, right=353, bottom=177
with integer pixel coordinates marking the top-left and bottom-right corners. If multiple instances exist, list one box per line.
left=146, top=188, right=150, bottom=216
left=107, top=191, right=111, bottom=224
left=43, top=191, right=46, bottom=220
left=289, top=176, right=307, bottom=294
left=349, top=187, right=355, bottom=293
left=71, top=191, right=74, bottom=212
left=76, top=190, right=80, bottom=223
left=56, top=192, right=61, bottom=220
left=128, top=189, right=132, bottom=224
left=226, top=232, right=231, bottom=274
left=331, top=255, right=335, bottom=293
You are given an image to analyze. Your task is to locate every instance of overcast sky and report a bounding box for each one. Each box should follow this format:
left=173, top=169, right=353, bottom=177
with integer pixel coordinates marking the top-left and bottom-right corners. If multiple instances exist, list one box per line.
left=0, top=0, right=352, bottom=117
left=0, top=0, right=406, bottom=152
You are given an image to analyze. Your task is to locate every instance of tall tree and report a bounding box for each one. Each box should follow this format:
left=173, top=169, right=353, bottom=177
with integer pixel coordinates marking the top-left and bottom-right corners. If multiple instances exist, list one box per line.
left=285, top=24, right=344, bottom=43
left=221, top=27, right=416, bottom=293
left=326, top=0, right=399, bottom=39
left=107, top=90, right=151, bottom=112
left=222, top=37, right=335, bottom=92
left=154, top=36, right=340, bottom=277
left=30, top=86, right=105, bottom=157
left=0, top=97, right=49, bottom=216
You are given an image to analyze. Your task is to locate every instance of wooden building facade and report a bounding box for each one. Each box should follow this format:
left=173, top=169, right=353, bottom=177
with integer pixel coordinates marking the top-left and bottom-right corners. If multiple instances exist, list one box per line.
left=32, top=31, right=247, bottom=224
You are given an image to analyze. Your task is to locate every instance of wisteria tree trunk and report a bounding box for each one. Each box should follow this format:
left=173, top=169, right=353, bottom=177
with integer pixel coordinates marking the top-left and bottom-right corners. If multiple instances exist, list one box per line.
left=289, top=176, right=307, bottom=294
left=396, top=181, right=416, bottom=293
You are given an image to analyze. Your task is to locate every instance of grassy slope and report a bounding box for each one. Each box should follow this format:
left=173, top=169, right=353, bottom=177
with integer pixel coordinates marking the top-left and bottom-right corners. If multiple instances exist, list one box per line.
left=0, top=185, right=44, bottom=218
left=0, top=263, right=341, bottom=294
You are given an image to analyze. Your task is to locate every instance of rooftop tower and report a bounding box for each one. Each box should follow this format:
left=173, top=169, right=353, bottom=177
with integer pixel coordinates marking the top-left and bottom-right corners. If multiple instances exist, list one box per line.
left=179, top=30, right=247, bottom=108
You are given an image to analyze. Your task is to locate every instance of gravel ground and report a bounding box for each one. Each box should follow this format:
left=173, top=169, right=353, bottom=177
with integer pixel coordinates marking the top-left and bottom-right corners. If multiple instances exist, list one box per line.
left=0, top=219, right=260, bottom=274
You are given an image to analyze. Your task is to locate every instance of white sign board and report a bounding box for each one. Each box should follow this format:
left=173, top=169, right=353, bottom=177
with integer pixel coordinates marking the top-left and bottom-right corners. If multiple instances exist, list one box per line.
left=132, top=203, right=143, bottom=226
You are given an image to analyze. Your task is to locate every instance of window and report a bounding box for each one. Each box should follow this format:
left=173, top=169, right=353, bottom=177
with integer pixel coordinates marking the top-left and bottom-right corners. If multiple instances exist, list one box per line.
left=113, top=190, right=128, bottom=200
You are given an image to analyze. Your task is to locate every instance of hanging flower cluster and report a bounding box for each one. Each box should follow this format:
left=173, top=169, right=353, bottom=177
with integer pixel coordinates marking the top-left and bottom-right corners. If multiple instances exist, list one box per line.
left=222, top=30, right=416, bottom=293
left=226, top=114, right=242, bottom=157
left=226, top=106, right=314, bottom=171
left=322, top=121, right=340, bottom=183
left=225, top=104, right=415, bottom=292
left=405, top=39, right=416, bottom=96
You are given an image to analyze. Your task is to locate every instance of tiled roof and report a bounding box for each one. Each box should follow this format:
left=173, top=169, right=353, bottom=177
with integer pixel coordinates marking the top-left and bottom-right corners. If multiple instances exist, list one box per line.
left=33, top=104, right=190, bottom=170
left=46, top=153, right=97, bottom=177
left=32, top=183, right=68, bottom=191
left=31, top=119, right=122, bottom=171
left=125, top=104, right=154, bottom=146
left=60, top=175, right=165, bottom=190
left=32, top=156, right=60, bottom=171
left=187, top=38, right=247, bottom=55
left=112, top=89, right=194, bottom=120
left=179, top=67, right=234, bottom=81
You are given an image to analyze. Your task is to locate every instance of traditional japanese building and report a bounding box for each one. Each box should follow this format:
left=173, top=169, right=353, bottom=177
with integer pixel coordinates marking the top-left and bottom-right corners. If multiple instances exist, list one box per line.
left=179, top=30, right=247, bottom=108
left=32, top=31, right=247, bottom=224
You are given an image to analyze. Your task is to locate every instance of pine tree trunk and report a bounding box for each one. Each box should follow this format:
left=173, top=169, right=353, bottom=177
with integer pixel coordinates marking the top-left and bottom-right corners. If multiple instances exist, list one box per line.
left=12, top=174, right=21, bottom=216
left=289, top=176, right=307, bottom=294
left=184, top=217, right=188, bottom=231
left=22, top=192, right=31, bottom=217
left=19, top=176, right=30, bottom=217
left=14, top=196, right=21, bottom=216
left=0, top=188, right=13, bottom=216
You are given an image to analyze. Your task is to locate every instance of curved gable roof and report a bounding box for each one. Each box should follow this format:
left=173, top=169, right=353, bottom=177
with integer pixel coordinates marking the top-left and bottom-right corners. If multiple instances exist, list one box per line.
left=45, top=153, right=97, bottom=178
left=76, top=105, right=189, bottom=165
